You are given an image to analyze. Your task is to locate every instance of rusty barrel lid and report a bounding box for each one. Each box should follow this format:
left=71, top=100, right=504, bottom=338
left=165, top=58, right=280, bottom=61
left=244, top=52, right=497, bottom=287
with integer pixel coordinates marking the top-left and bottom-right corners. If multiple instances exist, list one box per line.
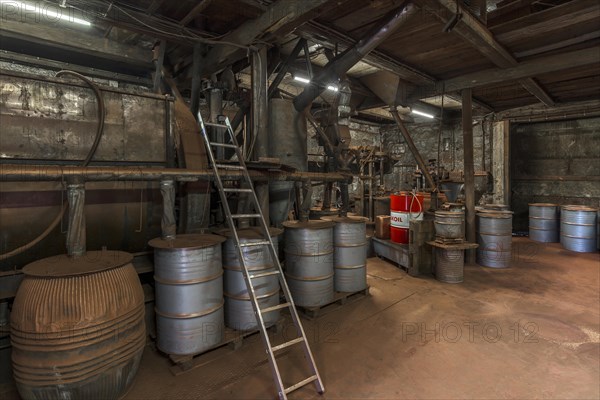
left=149, top=233, right=226, bottom=250
left=23, top=250, right=133, bottom=277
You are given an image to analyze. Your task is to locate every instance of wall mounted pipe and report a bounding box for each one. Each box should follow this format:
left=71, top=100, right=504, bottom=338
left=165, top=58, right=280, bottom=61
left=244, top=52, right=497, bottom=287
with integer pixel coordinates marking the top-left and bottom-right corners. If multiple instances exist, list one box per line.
left=0, top=164, right=346, bottom=183
left=160, top=180, right=176, bottom=240
left=66, top=179, right=86, bottom=258
left=293, top=1, right=416, bottom=112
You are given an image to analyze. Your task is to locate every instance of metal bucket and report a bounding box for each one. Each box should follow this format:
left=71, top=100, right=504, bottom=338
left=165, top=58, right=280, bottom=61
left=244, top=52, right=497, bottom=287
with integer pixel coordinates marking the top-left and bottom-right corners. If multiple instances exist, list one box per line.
left=434, top=210, right=465, bottom=239
left=283, top=220, right=334, bottom=307
left=220, top=228, right=282, bottom=331
left=322, top=216, right=368, bottom=292
left=150, top=234, right=226, bottom=355
left=11, top=251, right=145, bottom=400
left=476, top=211, right=513, bottom=268
left=435, top=248, right=464, bottom=283
left=560, top=205, right=598, bottom=253
left=529, top=203, right=559, bottom=243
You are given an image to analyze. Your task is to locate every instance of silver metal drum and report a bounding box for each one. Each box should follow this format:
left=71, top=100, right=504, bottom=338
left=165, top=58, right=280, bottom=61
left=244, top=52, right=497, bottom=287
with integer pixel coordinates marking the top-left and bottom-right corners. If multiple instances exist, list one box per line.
left=560, top=205, right=598, bottom=253
left=322, top=216, right=368, bottom=292
left=434, top=210, right=465, bottom=239
left=476, top=211, right=513, bottom=268
left=435, top=248, right=464, bottom=283
left=529, top=203, right=560, bottom=243
left=220, top=228, right=282, bottom=331
left=150, top=234, right=226, bottom=356
left=283, top=220, right=334, bottom=307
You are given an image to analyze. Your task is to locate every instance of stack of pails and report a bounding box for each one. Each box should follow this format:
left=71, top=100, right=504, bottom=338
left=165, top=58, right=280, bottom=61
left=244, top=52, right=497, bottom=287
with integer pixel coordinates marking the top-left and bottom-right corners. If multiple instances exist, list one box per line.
left=220, top=228, right=282, bottom=331
left=283, top=220, right=335, bottom=307
left=476, top=210, right=513, bottom=268
left=529, top=203, right=560, bottom=243
left=150, top=234, right=226, bottom=355
left=560, top=205, right=598, bottom=253
left=321, top=216, right=368, bottom=292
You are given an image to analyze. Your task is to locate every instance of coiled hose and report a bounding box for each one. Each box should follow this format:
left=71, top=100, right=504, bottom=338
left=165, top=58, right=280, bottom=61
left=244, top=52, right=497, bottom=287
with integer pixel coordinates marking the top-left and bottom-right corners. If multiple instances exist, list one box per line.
left=0, top=71, right=105, bottom=261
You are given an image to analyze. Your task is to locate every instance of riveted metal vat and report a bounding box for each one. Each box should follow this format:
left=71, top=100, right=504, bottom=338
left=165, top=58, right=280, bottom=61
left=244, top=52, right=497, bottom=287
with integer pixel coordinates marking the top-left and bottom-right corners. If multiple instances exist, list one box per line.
left=283, top=220, right=335, bottom=307
left=220, top=228, right=282, bottom=331
left=529, top=203, right=560, bottom=243
left=435, top=248, right=465, bottom=283
left=560, top=205, right=598, bottom=253
left=150, top=234, right=226, bottom=355
left=476, top=211, right=513, bottom=268
left=11, top=251, right=145, bottom=400
left=322, top=216, right=368, bottom=292
left=434, top=210, right=465, bottom=239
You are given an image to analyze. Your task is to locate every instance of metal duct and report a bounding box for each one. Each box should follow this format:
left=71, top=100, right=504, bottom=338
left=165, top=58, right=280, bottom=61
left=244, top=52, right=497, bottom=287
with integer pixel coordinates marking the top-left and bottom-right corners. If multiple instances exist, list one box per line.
left=293, top=1, right=416, bottom=112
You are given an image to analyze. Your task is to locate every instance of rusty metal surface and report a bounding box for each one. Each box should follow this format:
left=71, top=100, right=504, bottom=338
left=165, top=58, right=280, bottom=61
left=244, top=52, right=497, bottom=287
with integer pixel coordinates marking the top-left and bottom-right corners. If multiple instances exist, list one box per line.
left=0, top=71, right=167, bottom=163
left=10, top=257, right=145, bottom=399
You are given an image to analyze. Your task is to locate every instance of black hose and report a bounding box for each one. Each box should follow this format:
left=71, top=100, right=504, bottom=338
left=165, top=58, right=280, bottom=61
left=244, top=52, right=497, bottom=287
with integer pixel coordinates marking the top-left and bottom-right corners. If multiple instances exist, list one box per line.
left=0, top=71, right=106, bottom=261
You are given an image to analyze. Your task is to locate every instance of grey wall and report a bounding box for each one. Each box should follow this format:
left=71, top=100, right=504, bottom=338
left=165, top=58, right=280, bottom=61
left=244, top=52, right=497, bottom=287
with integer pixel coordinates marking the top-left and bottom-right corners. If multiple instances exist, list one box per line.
left=510, top=117, right=600, bottom=231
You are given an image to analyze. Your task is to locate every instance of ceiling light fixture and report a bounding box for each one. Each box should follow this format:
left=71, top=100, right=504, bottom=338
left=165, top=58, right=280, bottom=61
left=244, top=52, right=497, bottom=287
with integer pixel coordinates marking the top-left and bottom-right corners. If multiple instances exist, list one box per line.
left=0, top=0, right=92, bottom=26
left=411, top=109, right=435, bottom=119
left=293, top=76, right=310, bottom=84
left=327, top=85, right=339, bottom=92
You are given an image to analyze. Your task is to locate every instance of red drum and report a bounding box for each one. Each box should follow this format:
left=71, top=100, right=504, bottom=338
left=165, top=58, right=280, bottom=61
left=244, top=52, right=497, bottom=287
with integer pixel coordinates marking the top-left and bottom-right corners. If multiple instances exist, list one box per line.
left=390, top=192, right=424, bottom=244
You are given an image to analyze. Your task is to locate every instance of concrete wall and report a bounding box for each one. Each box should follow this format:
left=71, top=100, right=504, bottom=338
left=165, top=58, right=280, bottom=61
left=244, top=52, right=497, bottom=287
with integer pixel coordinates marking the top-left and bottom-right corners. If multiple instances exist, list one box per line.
left=510, top=117, right=600, bottom=231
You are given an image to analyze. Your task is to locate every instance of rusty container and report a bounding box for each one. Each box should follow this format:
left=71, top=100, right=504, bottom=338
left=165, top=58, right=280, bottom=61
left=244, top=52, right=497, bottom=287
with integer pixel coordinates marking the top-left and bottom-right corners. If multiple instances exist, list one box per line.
left=10, top=251, right=145, bottom=400
left=375, top=215, right=391, bottom=239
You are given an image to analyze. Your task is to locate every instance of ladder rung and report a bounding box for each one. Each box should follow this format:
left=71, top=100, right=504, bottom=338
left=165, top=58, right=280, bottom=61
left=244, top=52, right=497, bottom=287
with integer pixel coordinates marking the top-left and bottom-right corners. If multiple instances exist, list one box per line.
left=210, top=142, right=238, bottom=149
left=239, top=240, right=271, bottom=247
left=260, top=302, right=290, bottom=314
left=205, top=122, right=228, bottom=128
left=214, top=164, right=245, bottom=170
left=271, top=337, right=304, bottom=352
left=223, top=188, right=253, bottom=193
left=249, top=270, right=280, bottom=279
left=231, top=214, right=261, bottom=219
left=284, top=375, right=319, bottom=395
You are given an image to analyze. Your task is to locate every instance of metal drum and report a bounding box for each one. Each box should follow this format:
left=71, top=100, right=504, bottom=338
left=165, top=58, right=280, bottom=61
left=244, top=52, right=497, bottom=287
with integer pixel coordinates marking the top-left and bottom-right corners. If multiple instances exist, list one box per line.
left=283, top=220, right=335, bottom=307
left=560, top=205, right=598, bottom=253
left=150, top=234, right=226, bottom=355
left=434, top=210, right=465, bottom=239
left=435, top=248, right=464, bottom=283
left=11, top=251, right=145, bottom=400
left=322, top=216, right=368, bottom=292
left=529, top=203, right=560, bottom=243
left=484, top=204, right=510, bottom=211
left=220, top=228, right=282, bottom=331
left=476, top=211, right=513, bottom=268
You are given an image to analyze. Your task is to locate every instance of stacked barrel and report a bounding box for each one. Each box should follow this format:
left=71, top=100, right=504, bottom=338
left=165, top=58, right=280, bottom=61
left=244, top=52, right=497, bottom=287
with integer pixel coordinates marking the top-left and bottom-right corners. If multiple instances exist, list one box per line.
left=560, top=206, right=598, bottom=253
left=529, top=203, right=560, bottom=243
left=476, top=210, right=513, bottom=268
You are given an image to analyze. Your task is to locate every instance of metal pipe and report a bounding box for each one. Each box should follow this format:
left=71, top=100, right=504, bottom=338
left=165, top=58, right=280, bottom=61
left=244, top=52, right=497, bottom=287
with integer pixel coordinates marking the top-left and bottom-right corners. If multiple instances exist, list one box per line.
left=390, top=108, right=437, bottom=189
left=293, top=1, right=416, bottom=111
left=268, top=39, right=305, bottom=99
left=462, top=89, right=476, bottom=263
left=368, top=161, right=374, bottom=222
left=66, top=179, right=86, bottom=258
left=160, top=180, right=176, bottom=240
left=0, top=164, right=346, bottom=183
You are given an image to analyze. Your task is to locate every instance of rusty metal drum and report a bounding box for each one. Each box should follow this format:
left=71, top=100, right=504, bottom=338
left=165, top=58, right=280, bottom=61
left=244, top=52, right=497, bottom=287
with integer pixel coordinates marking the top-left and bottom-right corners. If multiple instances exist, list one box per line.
left=150, top=234, right=226, bottom=356
left=10, top=251, right=145, bottom=400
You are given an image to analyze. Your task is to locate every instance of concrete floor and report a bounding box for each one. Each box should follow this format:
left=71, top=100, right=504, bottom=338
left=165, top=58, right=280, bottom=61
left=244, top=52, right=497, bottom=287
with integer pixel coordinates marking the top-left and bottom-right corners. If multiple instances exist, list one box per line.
left=2, top=238, right=599, bottom=399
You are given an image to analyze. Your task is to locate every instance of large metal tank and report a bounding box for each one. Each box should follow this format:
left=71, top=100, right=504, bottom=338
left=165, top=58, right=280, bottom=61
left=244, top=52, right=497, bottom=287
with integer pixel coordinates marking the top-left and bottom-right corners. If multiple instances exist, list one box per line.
left=321, top=216, right=368, bottom=292
left=476, top=211, right=513, bottom=268
left=560, top=205, right=598, bottom=253
left=150, top=234, right=226, bottom=355
left=283, top=220, right=334, bottom=307
left=10, top=251, right=145, bottom=400
left=268, top=99, right=307, bottom=226
left=220, top=228, right=282, bottom=331
left=529, top=203, right=560, bottom=243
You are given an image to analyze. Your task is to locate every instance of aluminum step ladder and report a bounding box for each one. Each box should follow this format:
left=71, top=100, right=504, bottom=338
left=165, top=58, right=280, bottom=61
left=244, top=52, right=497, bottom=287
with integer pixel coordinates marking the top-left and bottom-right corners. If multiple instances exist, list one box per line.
left=197, top=113, right=325, bottom=400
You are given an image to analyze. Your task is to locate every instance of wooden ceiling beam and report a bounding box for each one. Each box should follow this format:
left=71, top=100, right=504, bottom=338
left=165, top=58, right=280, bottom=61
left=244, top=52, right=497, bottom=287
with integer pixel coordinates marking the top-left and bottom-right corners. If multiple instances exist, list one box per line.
left=415, top=0, right=556, bottom=106
left=180, top=0, right=214, bottom=27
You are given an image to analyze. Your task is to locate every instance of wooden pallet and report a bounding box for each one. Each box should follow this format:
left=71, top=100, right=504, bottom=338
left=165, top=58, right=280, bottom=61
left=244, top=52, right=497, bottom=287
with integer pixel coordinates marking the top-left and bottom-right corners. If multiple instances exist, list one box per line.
left=297, top=287, right=370, bottom=320
left=159, top=320, right=284, bottom=376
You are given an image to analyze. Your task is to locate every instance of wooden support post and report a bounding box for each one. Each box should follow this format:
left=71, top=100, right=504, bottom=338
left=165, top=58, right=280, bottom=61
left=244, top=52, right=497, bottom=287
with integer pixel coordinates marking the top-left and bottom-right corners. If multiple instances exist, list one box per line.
left=252, top=46, right=270, bottom=223
left=462, top=89, right=476, bottom=263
